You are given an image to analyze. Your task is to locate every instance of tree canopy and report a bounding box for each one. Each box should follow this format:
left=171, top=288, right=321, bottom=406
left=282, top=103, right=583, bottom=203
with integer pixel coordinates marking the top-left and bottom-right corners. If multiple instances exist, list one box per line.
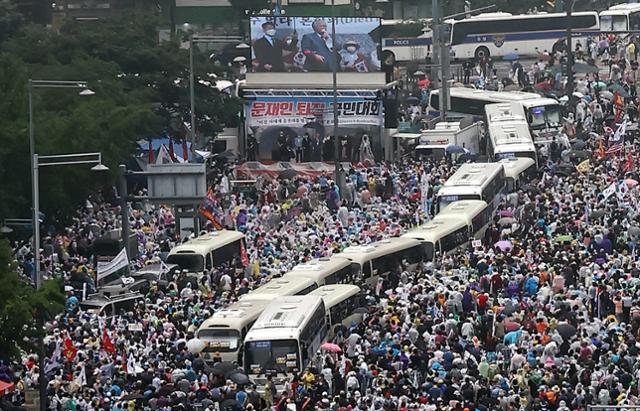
left=0, top=11, right=241, bottom=226
left=0, top=239, right=64, bottom=360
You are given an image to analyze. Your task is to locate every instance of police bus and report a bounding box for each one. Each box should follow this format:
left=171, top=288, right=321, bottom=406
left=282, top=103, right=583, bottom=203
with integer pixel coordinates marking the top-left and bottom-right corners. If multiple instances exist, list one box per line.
left=485, top=102, right=538, bottom=166
left=282, top=256, right=353, bottom=286
left=435, top=162, right=506, bottom=213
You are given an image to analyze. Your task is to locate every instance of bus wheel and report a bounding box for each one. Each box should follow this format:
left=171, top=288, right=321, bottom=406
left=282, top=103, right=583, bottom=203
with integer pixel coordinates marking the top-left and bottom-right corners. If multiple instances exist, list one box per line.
left=474, top=46, right=490, bottom=60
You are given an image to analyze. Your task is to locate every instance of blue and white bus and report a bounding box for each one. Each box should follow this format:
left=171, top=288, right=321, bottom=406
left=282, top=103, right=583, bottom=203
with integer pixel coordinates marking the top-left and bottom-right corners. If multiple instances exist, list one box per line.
left=380, top=19, right=433, bottom=63
left=445, top=11, right=600, bottom=60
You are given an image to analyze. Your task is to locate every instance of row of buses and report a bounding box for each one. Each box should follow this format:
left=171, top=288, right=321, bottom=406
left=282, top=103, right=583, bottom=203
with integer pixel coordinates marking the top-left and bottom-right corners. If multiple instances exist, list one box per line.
left=383, top=4, right=639, bottom=64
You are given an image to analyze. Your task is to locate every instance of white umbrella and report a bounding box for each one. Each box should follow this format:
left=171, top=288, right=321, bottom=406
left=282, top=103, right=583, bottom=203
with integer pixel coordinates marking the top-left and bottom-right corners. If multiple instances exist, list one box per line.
left=186, top=338, right=206, bottom=354
left=233, top=56, right=247, bottom=62
left=215, top=80, right=234, bottom=91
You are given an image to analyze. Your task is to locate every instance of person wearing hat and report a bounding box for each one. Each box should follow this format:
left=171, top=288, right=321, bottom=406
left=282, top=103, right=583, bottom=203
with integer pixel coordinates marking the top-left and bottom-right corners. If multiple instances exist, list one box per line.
left=340, top=40, right=368, bottom=73
left=253, top=21, right=293, bottom=72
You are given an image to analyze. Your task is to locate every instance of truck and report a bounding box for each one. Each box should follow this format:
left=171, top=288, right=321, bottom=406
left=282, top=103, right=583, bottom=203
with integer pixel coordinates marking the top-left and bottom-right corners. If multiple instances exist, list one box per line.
left=415, top=119, right=483, bottom=160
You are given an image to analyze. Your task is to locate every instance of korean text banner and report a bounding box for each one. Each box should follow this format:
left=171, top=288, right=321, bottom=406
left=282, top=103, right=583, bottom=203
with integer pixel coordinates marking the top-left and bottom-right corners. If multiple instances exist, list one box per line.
left=249, top=17, right=381, bottom=73
left=246, top=98, right=382, bottom=128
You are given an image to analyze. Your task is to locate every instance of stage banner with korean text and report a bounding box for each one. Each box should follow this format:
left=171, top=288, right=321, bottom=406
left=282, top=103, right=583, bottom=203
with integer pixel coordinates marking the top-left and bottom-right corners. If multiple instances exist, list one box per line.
left=246, top=97, right=382, bottom=128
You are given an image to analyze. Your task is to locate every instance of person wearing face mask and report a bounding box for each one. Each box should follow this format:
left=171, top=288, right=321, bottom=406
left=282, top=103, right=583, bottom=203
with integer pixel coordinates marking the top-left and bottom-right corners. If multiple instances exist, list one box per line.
left=340, top=40, right=368, bottom=72
left=253, top=21, right=291, bottom=72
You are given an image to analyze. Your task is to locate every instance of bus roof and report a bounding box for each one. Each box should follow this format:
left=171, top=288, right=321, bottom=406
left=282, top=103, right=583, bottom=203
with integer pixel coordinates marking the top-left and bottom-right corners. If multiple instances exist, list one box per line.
left=448, top=11, right=598, bottom=23
left=245, top=295, right=324, bottom=340
left=240, top=276, right=317, bottom=301
left=283, top=256, right=351, bottom=283
left=401, top=217, right=468, bottom=243
left=601, top=4, right=640, bottom=15
left=443, top=163, right=504, bottom=188
left=168, top=230, right=244, bottom=256
left=488, top=122, right=535, bottom=147
left=433, top=88, right=559, bottom=108
left=485, top=102, right=527, bottom=123
left=438, top=200, right=489, bottom=224
left=308, top=285, right=361, bottom=309
left=498, top=157, right=537, bottom=179
left=197, top=300, right=270, bottom=335
left=340, top=237, right=421, bottom=265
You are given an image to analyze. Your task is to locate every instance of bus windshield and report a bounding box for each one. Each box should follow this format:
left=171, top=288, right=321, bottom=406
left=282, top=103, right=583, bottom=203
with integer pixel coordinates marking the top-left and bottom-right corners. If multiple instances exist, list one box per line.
left=528, top=105, right=561, bottom=130
left=199, top=329, right=241, bottom=352
left=166, top=254, right=204, bottom=272
left=438, top=194, right=480, bottom=211
left=245, top=340, right=299, bottom=375
left=601, top=15, right=628, bottom=32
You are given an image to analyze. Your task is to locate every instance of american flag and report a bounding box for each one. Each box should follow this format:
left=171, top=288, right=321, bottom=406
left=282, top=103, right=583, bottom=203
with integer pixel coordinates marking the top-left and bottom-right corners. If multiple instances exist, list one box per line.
left=606, top=142, right=623, bottom=155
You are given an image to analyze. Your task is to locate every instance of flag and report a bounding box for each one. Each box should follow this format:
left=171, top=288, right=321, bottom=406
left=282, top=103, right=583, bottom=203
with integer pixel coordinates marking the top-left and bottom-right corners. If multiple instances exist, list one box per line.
left=168, top=137, right=177, bottom=162
left=73, top=363, right=87, bottom=387
left=199, top=187, right=224, bottom=230
left=614, top=92, right=625, bottom=122
left=182, top=139, right=189, bottom=161
left=160, top=260, right=170, bottom=275
left=126, top=352, right=137, bottom=376
left=240, top=240, right=249, bottom=267
left=601, top=182, right=617, bottom=202
left=612, top=120, right=627, bottom=143
left=606, top=142, right=624, bottom=155
left=618, top=181, right=630, bottom=201
left=596, top=139, right=605, bottom=159
left=156, top=144, right=173, bottom=164
left=102, top=329, right=116, bottom=354
left=96, top=247, right=129, bottom=281
left=576, top=159, right=590, bottom=173
left=624, top=150, right=634, bottom=173
left=148, top=140, right=155, bottom=163
left=63, top=336, right=77, bottom=361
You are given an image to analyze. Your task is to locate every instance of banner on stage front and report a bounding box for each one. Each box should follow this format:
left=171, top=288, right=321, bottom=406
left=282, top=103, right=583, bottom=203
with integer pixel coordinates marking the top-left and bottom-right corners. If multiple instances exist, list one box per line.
left=246, top=98, right=382, bottom=128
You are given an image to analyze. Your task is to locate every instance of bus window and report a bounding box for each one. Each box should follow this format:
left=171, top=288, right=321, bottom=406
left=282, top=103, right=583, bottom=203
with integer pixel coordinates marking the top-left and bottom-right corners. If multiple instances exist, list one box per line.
left=440, top=226, right=470, bottom=252
left=295, top=284, right=318, bottom=295
left=400, top=245, right=423, bottom=265
left=166, top=253, right=204, bottom=272
left=213, top=241, right=241, bottom=266
left=422, top=242, right=435, bottom=261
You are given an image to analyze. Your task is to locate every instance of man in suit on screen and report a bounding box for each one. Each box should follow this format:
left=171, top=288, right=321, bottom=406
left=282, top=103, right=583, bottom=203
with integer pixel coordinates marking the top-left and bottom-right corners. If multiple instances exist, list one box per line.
left=300, top=18, right=337, bottom=72
left=253, top=21, right=290, bottom=72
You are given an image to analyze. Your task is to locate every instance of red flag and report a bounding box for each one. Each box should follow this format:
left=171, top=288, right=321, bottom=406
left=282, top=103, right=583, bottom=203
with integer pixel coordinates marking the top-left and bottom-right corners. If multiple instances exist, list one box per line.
left=182, top=140, right=189, bottom=162
left=625, top=150, right=634, bottom=173
left=240, top=240, right=249, bottom=267
left=168, top=137, right=176, bottom=162
left=63, top=336, right=77, bottom=361
left=199, top=207, right=224, bottom=230
left=122, top=349, right=128, bottom=374
left=102, top=329, right=116, bottom=354
left=148, top=141, right=155, bottom=163
left=614, top=92, right=625, bottom=122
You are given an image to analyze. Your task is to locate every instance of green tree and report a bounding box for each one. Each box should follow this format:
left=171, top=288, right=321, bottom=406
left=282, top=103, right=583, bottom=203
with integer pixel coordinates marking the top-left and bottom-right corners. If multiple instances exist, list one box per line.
left=0, top=239, right=64, bottom=360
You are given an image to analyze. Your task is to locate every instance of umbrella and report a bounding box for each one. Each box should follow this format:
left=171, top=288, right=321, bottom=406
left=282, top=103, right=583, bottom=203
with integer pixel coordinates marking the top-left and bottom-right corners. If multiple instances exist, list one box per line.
left=320, top=342, right=342, bottom=353
left=186, top=338, right=206, bottom=354
left=554, top=234, right=573, bottom=243
left=571, top=140, right=588, bottom=149
left=556, top=322, right=577, bottom=339
left=157, top=384, right=176, bottom=397
left=498, top=217, right=516, bottom=227
left=232, top=56, right=247, bottom=62
left=503, top=52, right=519, bottom=61
left=228, top=372, right=250, bottom=385
left=121, top=393, right=145, bottom=401
left=625, top=178, right=638, bottom=187
left=572, top=91, right=584, bottom=99
left=413, top=70, right=426, bottom=76
left=220, top=398, right=240, bottom=411
left=573, top=63, right=599, bottom=74
left=629, top=226, right=640, bottom=239
left=504, top=320, right=521, bottom=332
left=568, top=150, right=590, bottom=162
left=445, top=144, right=465, bottom=154
left=494, top=240, right=513, bottom=252
left=406, top=96, right=420, bottom=104
left=214, top=80, right=234, bottom=91
left=520, top=184, right=539, bottom=194
left=211, top=361, right=236, bottom=376
left=278, top=169, right=297, bottom=180
left=593, top=81, right=607, bottom=90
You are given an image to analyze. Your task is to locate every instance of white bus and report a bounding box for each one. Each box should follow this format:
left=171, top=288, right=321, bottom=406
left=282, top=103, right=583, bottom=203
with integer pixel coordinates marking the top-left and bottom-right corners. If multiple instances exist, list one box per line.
left=485, top=102, right=538, bottom=165
left=282, top=256, right=353, bottom=286
left=340, top=237, right=423, bottom=286
left=600, top=4, right=640, bottom=32
left=444, top=11, right=600, bottom=60
left=380, top=19, right=432, bottom=63
left=427, top=88, right=562, bottom=144
left=167, top=230, right=245, bottom=276
left=438, top=199, right=493, bottom=238
left=499, top=157, right=537, bottom=192
left=402, top=217, right=471, bottom=261
left=240, top=277, right=318, bottom=302
left=196, top=299, right=270, bottom=364
left=244, top=295, right=327, bottom=388
left=435, top=162, right=506, bottom=213
left=309, top=284, right=363, bottom=338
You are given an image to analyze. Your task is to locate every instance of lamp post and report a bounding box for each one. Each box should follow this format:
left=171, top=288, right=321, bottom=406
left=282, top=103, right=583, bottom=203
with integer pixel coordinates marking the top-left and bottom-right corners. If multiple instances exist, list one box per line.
left=331, top=0, right=342, bottom=189
left=32, top=152, right=107, bottom=411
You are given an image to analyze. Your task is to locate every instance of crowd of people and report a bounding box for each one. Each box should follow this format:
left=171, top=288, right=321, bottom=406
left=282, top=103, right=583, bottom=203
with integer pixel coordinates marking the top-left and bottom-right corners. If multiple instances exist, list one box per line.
left=3, top=31, right=640, bottom=411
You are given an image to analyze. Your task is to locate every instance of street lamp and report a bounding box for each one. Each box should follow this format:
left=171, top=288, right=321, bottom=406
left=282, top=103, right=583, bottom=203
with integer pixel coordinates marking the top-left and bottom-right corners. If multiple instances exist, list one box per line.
left=27, top=79, right=94, bottom=289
